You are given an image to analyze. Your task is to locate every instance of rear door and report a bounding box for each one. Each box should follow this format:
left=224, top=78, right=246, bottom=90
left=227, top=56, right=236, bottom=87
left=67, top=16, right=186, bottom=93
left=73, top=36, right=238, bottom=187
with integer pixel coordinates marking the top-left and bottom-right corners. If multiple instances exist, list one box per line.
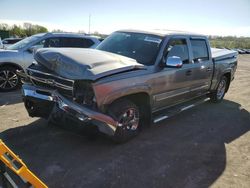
left=188, top=38, right=213, bottom=97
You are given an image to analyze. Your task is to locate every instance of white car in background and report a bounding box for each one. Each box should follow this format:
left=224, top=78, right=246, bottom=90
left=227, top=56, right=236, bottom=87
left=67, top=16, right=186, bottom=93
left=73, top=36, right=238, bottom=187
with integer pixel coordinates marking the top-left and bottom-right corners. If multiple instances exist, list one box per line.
left=0, top=32, right=102, bottom=91
left=0, top=38, right=3, bottom=49
left=2, top=38, right=23, bottom=49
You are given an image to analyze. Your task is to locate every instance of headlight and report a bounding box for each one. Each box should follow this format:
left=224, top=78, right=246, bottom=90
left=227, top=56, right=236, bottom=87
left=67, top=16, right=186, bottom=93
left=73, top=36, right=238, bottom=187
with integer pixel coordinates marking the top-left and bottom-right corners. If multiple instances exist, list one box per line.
left=73, top=81, right=96, bottom=107
left=32, top=60, right=38, bottom=65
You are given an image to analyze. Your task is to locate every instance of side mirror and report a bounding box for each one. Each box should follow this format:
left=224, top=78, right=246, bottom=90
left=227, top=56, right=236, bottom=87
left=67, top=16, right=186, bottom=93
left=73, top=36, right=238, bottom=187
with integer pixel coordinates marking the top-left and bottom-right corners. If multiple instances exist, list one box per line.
left=27, top=46, right=36, bottom=54
left=165, top=56, right=183, bottom=68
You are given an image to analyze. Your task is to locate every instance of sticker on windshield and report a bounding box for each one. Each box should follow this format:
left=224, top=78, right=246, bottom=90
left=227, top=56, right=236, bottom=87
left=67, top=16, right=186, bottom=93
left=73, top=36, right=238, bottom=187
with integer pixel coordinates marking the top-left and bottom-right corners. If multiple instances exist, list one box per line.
left=144, top=36, right=161, bottom=43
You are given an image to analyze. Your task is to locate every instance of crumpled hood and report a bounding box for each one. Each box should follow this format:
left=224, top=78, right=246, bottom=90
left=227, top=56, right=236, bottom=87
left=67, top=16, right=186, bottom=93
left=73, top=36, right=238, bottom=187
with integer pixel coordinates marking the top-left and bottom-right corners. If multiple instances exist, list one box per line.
left=34, top=48, right=145, bottom=80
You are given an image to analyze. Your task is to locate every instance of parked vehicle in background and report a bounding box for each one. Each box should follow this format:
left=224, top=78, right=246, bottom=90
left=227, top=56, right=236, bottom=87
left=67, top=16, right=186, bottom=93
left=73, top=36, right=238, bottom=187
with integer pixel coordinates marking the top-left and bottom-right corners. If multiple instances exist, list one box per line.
left=241, top=49, right=250, bottom=54
left=21, top=30, right=238, bottom=142
left=0, top=33, right=101, bottom=91
left=245, top=49, right=250, bottom=54
left=0, top=38, right=3, bottom=49
left=237, top=49, right=246, bottom=54
left=2, top=38, right=22, bottom=49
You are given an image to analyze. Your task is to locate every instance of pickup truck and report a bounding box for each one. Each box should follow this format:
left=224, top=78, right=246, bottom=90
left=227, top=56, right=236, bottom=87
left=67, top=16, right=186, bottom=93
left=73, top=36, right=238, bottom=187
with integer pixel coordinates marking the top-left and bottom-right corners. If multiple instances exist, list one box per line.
left=21, top=30, right=238, bottom=142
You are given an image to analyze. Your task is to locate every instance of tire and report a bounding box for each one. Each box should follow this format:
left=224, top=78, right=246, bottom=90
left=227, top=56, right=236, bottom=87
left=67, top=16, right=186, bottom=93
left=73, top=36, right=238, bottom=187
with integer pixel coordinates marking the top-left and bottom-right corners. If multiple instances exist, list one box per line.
left=108, top=99, right=140, bottom=143
left=0, top=66, right=21, bottom=92
left=210, top=76, right=228, bottom=103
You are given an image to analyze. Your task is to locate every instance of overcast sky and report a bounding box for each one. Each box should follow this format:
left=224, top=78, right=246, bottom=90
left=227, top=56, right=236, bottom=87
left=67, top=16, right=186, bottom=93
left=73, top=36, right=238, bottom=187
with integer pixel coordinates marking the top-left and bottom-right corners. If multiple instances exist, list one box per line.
left=0, top=0, right=250, bottom=36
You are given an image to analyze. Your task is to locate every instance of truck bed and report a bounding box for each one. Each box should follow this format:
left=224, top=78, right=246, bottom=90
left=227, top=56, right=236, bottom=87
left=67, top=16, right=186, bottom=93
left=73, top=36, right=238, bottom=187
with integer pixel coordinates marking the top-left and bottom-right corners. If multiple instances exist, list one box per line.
left=211, top=48, right=238, bottom=62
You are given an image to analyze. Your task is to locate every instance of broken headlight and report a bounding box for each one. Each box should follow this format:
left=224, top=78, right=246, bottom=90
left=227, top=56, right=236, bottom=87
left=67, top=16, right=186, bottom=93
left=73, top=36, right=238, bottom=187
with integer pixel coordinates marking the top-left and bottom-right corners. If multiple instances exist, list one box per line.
left=73, top=81, right=96, bottom=108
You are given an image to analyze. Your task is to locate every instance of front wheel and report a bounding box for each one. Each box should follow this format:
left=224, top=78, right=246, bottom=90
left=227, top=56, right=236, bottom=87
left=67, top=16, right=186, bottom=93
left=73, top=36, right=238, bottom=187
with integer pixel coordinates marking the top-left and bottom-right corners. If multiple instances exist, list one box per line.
left=108, top=99, right=140, bottom=143
left=210, top=76, right=228, bottom=103
left=0, top=66, right=21, bottom=92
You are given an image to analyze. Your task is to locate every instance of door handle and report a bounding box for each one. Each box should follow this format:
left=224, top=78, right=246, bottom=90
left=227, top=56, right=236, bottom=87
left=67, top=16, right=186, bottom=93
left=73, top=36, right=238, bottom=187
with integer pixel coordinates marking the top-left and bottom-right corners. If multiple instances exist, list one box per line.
left=206, top=67, right=212, bottom=72
left=186, top=70, right=192, bottom=76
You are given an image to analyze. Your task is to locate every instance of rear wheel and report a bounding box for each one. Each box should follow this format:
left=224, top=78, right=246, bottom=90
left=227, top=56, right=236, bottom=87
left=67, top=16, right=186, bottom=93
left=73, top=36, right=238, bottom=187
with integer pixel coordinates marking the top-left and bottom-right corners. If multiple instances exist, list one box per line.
left=210, top=76, right=228, bottom=103
left=108, top=99, right=140, bottom=143
left=0, top=66, right=21, bottom=92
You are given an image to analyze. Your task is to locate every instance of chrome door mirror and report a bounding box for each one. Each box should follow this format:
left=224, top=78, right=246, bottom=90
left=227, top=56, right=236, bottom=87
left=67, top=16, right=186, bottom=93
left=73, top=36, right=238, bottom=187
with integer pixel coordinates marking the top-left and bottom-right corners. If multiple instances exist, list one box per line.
left=166, top=56, right=183, bottom=68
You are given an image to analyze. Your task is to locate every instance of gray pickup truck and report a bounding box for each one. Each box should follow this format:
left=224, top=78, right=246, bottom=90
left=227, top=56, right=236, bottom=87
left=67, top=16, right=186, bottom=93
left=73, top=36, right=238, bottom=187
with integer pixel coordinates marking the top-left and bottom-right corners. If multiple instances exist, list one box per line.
left=21, top=30, right=237, bottom=142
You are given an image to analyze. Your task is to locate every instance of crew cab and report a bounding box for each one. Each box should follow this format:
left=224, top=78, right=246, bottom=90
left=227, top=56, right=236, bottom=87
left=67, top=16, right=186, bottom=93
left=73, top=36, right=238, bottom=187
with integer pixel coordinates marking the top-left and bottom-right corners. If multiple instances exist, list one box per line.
left=21, top=30, right=238, bottom=142
left=0, top=33, right=101, bottom=91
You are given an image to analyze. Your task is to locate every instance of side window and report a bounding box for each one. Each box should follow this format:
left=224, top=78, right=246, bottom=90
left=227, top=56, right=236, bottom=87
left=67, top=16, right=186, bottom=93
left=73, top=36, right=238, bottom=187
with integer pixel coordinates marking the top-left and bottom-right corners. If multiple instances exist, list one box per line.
left=60, top=38, right=94, bottom=48
left=165, top=39, right=189, bottom=64
left=60, top=38, right=70, bottom=47
left=44, top=38, right=60, bottom=48
left=82, top=39, right=94, bottom=48
left=9, top=40, right=19, bottom=44
left=13, top=39, right=20, bottom=43
left=3, top=40, right=9, bottom=44
left=190, top=39, right=209, bottom=63
left=31, top=39, right=45, bottom=49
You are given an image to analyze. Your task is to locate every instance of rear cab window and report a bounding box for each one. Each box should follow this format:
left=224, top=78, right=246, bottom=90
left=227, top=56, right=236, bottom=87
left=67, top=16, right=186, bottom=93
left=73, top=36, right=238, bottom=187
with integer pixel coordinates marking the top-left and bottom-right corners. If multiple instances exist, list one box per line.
left=190, top=39, right=209, bottom=63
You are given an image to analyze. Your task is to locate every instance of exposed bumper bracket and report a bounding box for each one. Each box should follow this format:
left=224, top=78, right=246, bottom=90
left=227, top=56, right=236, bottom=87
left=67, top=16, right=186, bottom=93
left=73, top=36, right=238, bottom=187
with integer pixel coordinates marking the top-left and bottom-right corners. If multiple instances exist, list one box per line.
left=22, top=84, right=118, bottom=136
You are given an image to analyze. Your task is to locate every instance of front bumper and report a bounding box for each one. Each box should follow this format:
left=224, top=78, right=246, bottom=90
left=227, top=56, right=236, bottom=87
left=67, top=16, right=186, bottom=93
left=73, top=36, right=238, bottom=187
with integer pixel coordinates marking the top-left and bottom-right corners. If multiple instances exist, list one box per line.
left=22, top=84, right=118, bottom=136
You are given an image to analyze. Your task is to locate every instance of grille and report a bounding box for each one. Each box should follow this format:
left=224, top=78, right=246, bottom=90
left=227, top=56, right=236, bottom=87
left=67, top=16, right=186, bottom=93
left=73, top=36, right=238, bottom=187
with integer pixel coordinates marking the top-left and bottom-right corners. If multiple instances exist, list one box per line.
left=27, top=67, right=74, bottom=98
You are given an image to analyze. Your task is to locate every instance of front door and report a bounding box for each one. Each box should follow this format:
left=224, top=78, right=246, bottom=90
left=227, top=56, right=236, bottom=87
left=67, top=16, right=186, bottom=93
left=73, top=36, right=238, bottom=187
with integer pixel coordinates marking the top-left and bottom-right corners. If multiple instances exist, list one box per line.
left=153, top=38, right=196, bottom=111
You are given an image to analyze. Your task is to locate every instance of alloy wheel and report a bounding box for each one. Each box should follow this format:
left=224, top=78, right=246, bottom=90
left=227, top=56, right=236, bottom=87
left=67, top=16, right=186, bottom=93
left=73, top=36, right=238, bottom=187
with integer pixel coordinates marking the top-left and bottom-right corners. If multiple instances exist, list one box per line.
left=118, top=108, right=139, bottom=131
left=0, top=70, right=19, bottom=90
left=217, top=79, right=226, bottom=100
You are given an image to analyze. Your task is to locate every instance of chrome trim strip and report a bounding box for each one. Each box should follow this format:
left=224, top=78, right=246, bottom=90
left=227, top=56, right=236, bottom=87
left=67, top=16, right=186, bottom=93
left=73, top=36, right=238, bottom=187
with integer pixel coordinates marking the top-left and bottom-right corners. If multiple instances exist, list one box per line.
left=27, top=68, right=74, bottom=82
left=22, top=88, right=53, bottom=101
left=181, top=104, right=195, bottom=111
left=29, top=75, right=73, bottom=90
left=154, top=85, right=209, bottom=102
left=154, top=90, right=189, bottom=102
left=153, top=115, right=169, bottom=123
left=190, top=85, right=209, bottom=92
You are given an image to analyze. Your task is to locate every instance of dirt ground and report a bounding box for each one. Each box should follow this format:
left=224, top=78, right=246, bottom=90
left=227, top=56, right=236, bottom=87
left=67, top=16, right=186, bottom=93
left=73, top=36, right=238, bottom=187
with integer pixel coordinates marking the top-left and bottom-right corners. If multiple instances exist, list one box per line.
left=0, top=55, right=250, bottom=188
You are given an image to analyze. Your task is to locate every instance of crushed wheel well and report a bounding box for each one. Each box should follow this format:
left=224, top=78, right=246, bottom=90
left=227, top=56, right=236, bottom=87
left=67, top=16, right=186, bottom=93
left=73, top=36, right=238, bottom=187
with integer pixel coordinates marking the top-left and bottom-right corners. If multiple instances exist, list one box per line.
left=109, top=93, right=151, bottom=127
left=223, top=72, right=231, bottom=92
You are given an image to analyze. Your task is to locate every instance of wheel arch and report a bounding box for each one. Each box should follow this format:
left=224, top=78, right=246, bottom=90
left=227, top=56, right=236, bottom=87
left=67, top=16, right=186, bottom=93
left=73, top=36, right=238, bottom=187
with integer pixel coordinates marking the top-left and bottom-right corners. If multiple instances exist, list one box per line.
left=223, top=72, right=231, bottom=92
left=0, top=62, right=24, bottom=71
left=106, top=92, right=152, bottom=127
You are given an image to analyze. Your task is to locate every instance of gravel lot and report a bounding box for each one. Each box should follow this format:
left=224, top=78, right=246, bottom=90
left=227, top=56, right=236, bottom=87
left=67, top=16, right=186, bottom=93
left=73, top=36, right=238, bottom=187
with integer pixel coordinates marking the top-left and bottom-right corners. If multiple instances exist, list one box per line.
left=0, top=55, right=250, bottom=188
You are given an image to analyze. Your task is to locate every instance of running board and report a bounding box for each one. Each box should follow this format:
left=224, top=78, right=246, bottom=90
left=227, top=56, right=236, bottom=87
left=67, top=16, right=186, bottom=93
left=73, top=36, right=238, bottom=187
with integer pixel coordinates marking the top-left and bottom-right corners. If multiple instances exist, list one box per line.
left=153, top=97, right=210, bottom=124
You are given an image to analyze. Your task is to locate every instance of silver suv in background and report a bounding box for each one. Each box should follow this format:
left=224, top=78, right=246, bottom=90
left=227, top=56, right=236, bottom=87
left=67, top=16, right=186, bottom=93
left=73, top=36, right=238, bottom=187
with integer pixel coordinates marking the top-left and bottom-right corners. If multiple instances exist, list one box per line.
left=0, top=38, right=3, bottom=49
left=1, top=38, right=23, bottom=49
left=0, top=33, right=101, bottom=91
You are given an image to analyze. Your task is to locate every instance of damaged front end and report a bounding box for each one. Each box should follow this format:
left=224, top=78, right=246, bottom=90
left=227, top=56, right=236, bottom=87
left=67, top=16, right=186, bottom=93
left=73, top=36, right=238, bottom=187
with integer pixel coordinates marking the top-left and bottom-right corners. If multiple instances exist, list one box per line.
left=21, top=64, right=118, bottom=136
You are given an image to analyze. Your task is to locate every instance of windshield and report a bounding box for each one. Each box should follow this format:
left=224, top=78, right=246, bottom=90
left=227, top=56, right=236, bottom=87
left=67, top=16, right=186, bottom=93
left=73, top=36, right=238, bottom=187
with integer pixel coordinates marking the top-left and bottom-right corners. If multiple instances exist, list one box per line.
left=7, top=34, right=44, bottom=50
left=96, top=32, right=162, bottom=65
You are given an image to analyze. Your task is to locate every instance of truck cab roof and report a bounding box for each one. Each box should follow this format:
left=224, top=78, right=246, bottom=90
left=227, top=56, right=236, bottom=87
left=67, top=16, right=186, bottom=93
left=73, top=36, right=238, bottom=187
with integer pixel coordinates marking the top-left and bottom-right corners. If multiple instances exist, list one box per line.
left=117, top=29, right=206, bottom=38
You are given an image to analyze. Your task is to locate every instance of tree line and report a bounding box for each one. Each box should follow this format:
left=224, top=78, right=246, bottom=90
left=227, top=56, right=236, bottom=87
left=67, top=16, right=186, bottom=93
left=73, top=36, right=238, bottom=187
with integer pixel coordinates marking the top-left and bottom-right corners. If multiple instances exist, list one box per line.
left=1, top=23, right=249, bottom=49
left=0, top=23, right=48, bottom=37
left=208, top=36, right=250, bottom=49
